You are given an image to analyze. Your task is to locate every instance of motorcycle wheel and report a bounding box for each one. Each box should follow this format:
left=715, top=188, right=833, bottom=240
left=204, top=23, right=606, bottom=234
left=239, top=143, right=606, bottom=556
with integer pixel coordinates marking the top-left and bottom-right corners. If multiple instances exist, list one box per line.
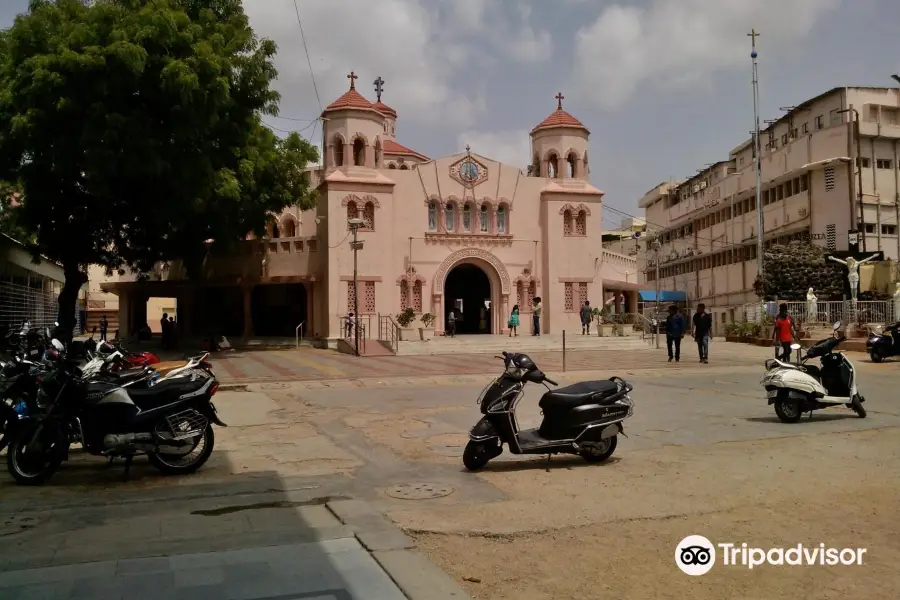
left=5, top=424, right=64, bottom=486
left=851, top=395, right=867, bottom=418
left=869, top=349, right=884, bottom=363
left=774, top=395, right=803, bottom=423
left=579, top=435, right=618, bottom=463
left=463, top=441, right=491, bottom=471
left=148, top=425, right=214, bottom=475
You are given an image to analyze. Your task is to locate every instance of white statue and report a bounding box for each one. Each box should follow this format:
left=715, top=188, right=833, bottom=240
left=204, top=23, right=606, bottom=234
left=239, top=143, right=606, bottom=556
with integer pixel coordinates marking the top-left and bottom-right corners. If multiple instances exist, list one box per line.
left=828, top=254, right=878, bottom=302
left=806, top=287, right=818, bottom=323
left=893, top=282, right=900, bottom=323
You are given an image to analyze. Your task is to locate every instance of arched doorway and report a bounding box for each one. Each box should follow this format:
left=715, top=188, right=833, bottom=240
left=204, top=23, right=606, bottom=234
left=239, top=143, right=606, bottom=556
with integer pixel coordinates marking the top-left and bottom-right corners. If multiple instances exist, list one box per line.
left=444, top=263, right=492, bottom=334
left=251, top=283, right=308, bottom=336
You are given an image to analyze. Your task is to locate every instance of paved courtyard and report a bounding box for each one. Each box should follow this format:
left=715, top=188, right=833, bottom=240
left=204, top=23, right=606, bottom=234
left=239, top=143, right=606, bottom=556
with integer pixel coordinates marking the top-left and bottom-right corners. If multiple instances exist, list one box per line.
left=1, top=343, right=899, bottom=599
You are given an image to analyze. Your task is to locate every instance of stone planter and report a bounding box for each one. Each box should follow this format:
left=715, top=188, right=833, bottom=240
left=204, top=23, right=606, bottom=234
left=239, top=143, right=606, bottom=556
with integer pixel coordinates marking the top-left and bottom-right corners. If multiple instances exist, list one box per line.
left=419, top=327, right=434, bottom=341
left=725, top=336, right=741, bottom=343
left=599, top=324, right=615, bottom=337
left=398, top=327, right=417, bottom=341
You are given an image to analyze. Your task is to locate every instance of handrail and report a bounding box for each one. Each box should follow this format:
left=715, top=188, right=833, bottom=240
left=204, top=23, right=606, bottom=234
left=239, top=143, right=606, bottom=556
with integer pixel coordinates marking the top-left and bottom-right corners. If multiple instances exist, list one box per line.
left=631, top=313, right=658, bottom=348
left=295, top=321, right=306, bottom=347
left=377, top=314, right=400, bottom=354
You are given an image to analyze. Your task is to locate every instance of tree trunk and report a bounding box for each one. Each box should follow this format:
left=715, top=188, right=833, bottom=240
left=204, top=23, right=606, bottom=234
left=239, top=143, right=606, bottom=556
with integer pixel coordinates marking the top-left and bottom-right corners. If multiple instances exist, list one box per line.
left=57, top=262, right=87, bottom=344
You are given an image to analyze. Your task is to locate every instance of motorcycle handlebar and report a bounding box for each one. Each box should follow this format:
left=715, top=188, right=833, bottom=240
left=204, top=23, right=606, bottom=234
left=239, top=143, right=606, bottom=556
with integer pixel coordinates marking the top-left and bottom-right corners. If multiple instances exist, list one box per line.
left=544, top=377, right=558, bottom=386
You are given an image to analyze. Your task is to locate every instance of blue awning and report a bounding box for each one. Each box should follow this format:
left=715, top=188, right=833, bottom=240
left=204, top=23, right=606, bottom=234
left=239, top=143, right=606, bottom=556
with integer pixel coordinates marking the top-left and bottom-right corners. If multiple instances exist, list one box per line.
left=638, top=290, right=688, bottom=302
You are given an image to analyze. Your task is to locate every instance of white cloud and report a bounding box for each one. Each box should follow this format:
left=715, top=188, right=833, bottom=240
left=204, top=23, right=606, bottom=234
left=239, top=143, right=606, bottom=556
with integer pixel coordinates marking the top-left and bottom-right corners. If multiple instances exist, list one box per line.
left=571, top=0, right=843, bottom=110
left=457, top=130, right=532, bottom=169
left=443, top=0, right=553, bottom=64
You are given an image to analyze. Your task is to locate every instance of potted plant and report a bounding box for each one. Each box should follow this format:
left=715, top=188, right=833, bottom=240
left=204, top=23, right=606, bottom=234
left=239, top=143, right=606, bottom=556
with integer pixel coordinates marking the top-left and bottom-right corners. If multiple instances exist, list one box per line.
left=396, top=307, right=417, bottom=341
left=419, top=313, right=435, bottom=340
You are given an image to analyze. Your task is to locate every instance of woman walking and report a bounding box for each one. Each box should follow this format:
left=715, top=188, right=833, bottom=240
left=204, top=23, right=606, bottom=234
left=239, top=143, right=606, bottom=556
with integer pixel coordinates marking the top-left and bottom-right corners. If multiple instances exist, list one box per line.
left=508, top=305, right=520, bottom=336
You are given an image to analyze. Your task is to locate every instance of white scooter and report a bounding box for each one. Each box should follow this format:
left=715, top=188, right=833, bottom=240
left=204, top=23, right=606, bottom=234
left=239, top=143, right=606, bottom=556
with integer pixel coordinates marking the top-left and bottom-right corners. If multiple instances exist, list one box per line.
left=760, top=322, right=867, bottom=423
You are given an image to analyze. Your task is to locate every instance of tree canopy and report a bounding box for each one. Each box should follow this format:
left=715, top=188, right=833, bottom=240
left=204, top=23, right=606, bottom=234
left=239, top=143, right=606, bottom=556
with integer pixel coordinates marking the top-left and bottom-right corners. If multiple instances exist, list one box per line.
left=753, top=243, right=845, bottom=301
left=0, top=0, right=319, bottom=338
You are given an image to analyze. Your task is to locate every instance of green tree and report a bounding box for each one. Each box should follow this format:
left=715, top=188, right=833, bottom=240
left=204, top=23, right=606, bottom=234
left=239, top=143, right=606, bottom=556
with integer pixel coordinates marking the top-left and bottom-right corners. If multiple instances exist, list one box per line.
left=753, top=243, right=845, bottom=301
left=0, top=0, right=318, bottom=340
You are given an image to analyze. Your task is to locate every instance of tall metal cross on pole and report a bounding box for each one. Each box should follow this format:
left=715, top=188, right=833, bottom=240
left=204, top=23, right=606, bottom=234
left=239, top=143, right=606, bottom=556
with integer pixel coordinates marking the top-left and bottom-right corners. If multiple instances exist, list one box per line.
left=373, top=76, right=385, bottom=101
left=748, top=29, right=764, bottom=279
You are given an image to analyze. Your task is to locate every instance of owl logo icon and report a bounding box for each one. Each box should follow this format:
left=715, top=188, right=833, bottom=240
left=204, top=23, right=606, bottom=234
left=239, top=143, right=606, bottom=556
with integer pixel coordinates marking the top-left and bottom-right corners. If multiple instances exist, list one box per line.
left=675, top=535, right=716, bottom=575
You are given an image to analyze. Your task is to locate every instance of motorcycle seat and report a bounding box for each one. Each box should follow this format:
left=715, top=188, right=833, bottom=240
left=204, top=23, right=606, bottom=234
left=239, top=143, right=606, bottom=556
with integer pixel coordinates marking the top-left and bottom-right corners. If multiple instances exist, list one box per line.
left=126, top=376, right=208, bottom=410
left=539, top=380, right=621, bottom=412
left=107, top=367, right=151, bottom=382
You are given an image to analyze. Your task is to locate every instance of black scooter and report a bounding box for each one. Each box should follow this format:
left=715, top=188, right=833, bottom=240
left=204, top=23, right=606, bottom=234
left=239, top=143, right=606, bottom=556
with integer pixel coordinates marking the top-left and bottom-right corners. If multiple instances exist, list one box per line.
left=866, top=322, right=900, bottom=362
left=463, top=351, right=634, bottom=471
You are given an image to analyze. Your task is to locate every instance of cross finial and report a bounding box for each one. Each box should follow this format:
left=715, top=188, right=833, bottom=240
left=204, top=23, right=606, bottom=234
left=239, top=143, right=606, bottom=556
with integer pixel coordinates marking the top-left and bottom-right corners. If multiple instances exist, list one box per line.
left=347, top=71, right=358, bottom=90
left=555, top=92, right=564, bottom=110
left=465, top=144, right=471, bottom=154
left=373, top=76, right=385, bottom=101
left=747, top=29, right=760, bottom=48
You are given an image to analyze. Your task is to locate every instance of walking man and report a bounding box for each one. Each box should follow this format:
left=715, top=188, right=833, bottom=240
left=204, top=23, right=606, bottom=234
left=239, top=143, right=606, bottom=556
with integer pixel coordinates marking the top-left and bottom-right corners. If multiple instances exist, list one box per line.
left=532, top=297, right=542, bottom=336
left=446, top=309, right=456, bottom=338
left=692, top=303, right=713, bottom=363
left=98, top=314, right=108, bottom=342
left=665, top=304, right=685, bottom=362
left=580, top=301, right=592, bottom=335
left=773, top=303, right=799, bottom=362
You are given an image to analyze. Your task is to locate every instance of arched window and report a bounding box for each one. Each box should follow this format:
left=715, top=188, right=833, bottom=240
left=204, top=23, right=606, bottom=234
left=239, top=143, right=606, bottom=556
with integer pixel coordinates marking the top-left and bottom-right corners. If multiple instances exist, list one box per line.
left=399, top=164, right=409, bottom=170
left=497, top=204, right=508, bottom=234
left=362, top=201, right=375, bottom=230
left=479, top=203, right=489, bottom=232
left=388, top=163, right=397, bottom=169
left=352, top=138, right=366, bottom=166
left=427, top=201, right=438, bottom=232
left=563, top=209, right=573, bottom=236
left=347, top=200, right=359, bottom=223
left=567, top=153, right=578, bottom=177
left=575, top=210, right=587, bottom=235
left=444, top=202, right=456, bottom=232
left=272, top=222, right=280, bottom=239
left=547, top=154, right=560, bottom=178
left=412, top=281, right=423, bottom=312
left=400, top=281, right=410, bottom=310
left=532, top=154, right=540, bottom=177
left=332, top=135, right=345, bottom=167
left=282, top=217, right=296, bottom=238
left=462, top=203, right=472, bottom=232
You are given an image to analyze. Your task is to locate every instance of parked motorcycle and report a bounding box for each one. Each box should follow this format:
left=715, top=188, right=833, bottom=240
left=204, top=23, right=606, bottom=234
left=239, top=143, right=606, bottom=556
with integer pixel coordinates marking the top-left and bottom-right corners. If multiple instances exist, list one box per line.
left=5, top=339, right=226, bottom=485
left=866, top=322, right=900, bottom=362
left=760, top=322, right=866, bottom=423
left=463, top=351, right=634, bottom=471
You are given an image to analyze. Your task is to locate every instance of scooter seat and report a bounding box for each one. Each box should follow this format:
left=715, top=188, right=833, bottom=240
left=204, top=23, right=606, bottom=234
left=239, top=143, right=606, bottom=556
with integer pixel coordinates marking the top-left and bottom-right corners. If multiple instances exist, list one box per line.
left=126, top=376, right=207, bottom=410
left=539, top=380, right=621, bottom=412
left=107, top=367, right=152, bottom=382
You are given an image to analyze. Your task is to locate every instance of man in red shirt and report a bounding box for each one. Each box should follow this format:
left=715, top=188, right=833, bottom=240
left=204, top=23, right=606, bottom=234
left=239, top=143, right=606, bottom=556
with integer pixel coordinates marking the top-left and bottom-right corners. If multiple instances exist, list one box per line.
left=773, top=303, right=799, bottom=361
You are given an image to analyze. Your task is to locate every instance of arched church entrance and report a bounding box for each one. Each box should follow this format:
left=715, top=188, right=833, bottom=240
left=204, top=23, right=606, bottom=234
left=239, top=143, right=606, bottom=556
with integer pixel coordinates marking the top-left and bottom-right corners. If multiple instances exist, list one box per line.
left=251, top=283, right=308, bottom=337
left=444, top=263, right=492, bottom=334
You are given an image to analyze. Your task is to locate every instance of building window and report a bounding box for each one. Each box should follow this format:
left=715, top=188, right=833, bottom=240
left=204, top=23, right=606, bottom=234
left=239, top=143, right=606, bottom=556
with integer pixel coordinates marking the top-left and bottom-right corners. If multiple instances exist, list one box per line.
left=347, top=282, right=357, bottom=313
left=333, top=135, right=345, bottom=167
left=563, top=210, right=573, bottom=236
left=564, top=283, right=575, bottom=312
left=856, top=157, right=871, bottom=168
left=352, top=138, right=366, bottom=166
left=876, top=159, right=893, bottom=169
left=412, top=281, right=423, bottom=312
left=777, top=185, right=784, bottom=201
left=362, top=201, right=375, bottom=230
left=427, top=201, right=437, bottom=232
left=865, top=224, right=876, bottom=234
left=577, top=282, right=588, bottom=307
left=400, top=281, right=410, bottom=310
left=574, top=210, right=587, bottom=235
left=363, top=281, right=376, bottom=314
left=882, top=224, right=897, bottom=236
left=479, top=204, right=490, bottom=232
left=802, top=123, right=809, bottom=134
left=792, top=178, right=800, bottom=195
left=497, top=205, right=508, bottom=233
left=800, top=174, right=809, bottom=192
left=790, top=128, right=798, bottom=139
left=346, top=200, right=359, bottom=224
left=527, top=281, right=536, bottom=309
left=815, top=115, right=824, bottom=130
left=824, top=167, right=835, bottom=191
left=517, top=281, right=526, bottom=310
left=444, top=202, right=456, bottom=232
left=462, top=203, right=472, bottom=232
left=781, top=134, right=788, bottom=145
left=829, top=109, right=842, bottom=126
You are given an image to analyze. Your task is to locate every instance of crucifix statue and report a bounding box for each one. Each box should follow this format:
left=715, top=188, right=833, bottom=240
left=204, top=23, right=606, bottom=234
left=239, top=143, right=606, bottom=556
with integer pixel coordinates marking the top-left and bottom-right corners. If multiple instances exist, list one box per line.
left=347, top=71, right=358, bottom=90
left=829, top=253, right=878, bottom=303
left=555, top=92, right=564, bottom=110
left=373, top=76, right=385, bottom=101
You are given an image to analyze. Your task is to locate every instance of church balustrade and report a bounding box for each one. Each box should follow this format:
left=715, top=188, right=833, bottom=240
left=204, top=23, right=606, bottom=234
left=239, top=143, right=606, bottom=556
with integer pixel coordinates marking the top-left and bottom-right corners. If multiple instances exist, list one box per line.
left=206, top=236, right=320, bottom=280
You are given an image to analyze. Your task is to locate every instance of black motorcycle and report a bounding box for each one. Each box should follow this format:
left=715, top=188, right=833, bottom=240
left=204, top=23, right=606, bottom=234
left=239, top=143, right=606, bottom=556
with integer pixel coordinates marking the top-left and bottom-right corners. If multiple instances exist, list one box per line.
left=866, top=322, right=900, bottom=362
left=5, top=341, right=226, bottom=485
left=463, top=352, right=634, bottom=471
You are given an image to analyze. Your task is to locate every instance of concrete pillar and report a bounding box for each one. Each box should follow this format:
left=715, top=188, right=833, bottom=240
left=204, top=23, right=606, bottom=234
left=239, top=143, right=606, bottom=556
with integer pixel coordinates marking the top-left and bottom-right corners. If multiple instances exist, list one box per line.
left=118, top=292, right=132, bottom=339
left=343, top=143, right=353, bottom=167
left=242, top=285, right=253, bottom=338
left=499, top=294, right=508, bottom=335
left=306, top=282, right=314, bottom=339
left=434, top=295, right=443, bottom=333
left=326, top=145, right=335, bottom=168
left=575, top=157, right=585, bottom=179
left=365, top=145, right=376, bottom=168
left=540, top=159, right=549, bottom=178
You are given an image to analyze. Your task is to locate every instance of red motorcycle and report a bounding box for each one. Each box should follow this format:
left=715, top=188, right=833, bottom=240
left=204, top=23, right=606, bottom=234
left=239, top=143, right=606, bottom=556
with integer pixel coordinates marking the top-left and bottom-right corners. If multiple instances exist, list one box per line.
left=94, top=341, right=160, bottom=371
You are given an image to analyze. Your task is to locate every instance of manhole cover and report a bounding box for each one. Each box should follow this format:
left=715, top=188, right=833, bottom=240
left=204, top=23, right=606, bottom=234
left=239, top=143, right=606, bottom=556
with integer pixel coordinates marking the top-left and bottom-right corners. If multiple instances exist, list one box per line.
left=385, top=483, right=455, bottom=500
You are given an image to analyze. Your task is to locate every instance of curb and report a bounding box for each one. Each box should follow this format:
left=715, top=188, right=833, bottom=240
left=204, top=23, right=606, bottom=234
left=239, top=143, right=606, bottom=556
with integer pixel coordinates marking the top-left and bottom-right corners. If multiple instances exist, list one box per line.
left=325, top=499, right=471, bottom=600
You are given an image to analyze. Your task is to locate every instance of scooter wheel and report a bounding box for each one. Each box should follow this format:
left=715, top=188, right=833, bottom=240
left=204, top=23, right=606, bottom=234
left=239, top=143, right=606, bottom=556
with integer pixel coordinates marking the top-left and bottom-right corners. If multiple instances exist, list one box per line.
left=774, top=396, right=803, bottom=423
left=869, top=349, right=884, bottom=363
left=463, top=441, right=491, bottom=471
left=579, top=435, right=618, bottom=463
left=851, top=396, right=867, bottom=418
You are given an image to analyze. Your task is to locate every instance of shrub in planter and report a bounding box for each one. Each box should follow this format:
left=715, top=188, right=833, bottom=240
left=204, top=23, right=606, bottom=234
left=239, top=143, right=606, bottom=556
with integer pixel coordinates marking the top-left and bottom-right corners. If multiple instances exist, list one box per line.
left=396, top=308, right=417, bottom=340
left=419, top=313, right=435, bottom=340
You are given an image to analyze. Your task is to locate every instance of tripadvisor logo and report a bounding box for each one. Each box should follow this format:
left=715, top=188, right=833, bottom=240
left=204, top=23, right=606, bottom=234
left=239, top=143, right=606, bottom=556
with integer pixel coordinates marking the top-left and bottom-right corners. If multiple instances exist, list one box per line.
left=675, top=535, right=867, bottom=575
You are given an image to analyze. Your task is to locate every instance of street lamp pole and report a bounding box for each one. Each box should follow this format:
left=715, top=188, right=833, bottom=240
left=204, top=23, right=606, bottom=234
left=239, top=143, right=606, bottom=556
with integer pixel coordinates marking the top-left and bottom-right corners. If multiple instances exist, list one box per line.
left=348, top=218, right=365, bottom=356
left=652, top=237, right=661, bottom=350
left=749, top=29, right=764, bottom=278
left=838, top=107, right=865, bottom=251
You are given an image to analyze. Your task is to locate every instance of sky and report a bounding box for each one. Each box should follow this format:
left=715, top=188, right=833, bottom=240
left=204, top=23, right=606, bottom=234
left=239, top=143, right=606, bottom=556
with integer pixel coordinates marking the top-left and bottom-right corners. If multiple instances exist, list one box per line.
left=2, top=0, right=900, bottom=227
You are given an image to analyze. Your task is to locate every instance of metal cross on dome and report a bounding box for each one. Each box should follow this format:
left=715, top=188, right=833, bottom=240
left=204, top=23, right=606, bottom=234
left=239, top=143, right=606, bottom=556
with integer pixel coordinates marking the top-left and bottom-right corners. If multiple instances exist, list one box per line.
left=465, top=144, right=471, bottom=155
left=347, top=71, right=358, bottom=89
left=555, top=92, right=564, bottom=109
left=373, top=76, right=385, bottom=101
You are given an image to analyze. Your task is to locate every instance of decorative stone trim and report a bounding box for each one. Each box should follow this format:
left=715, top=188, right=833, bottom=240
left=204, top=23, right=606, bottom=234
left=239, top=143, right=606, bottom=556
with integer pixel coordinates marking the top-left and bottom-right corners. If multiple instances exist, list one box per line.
left=433, top=248, right=510, bottom=295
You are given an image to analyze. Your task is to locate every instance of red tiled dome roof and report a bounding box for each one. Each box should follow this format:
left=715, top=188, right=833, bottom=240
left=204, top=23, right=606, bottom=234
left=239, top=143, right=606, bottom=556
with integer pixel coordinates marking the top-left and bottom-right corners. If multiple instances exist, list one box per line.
left=323, top=71, right=379, bottom=114
left=531, top=93, right=589, bottom=134
left=382, top=139, right=429, bottom=161
left=373, top=101, right=397, bottom=117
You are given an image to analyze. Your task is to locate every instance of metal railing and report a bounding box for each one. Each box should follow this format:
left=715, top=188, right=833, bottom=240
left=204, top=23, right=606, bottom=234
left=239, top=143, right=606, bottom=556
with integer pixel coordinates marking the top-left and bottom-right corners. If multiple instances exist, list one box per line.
left=0, top=280, right=80, bottom=333
left=339, top=316, right=367, bottom=354
left=378, top=314, right=399, bottom=354
left=295, top=321, right=305, bottom=347
left=630, top=313, right=659, bottom=347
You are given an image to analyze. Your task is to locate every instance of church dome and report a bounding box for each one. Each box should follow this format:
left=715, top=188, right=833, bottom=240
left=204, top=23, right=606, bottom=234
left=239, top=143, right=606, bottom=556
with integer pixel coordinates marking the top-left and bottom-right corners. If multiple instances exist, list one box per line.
left=322, top=71, right=380, bottom=114
left=531, top=93, right=589, bottom=135
left=373, top=101, right=397, bottom=118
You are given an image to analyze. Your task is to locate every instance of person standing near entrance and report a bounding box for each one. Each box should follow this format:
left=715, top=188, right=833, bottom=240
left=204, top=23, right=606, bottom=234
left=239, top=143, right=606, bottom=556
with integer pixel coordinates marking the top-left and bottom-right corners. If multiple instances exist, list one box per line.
left=665, top=305, right=685, bottom=362
left=692, top=303, right=712, bottom=363
left=532, top=297, right=542, bottom=336
left=99, top=314, right=108, bottom=342
left=580, top=301, right=593, bottom=335
left=508, top=305, right=520, bottom=337
left=773, top=303, right=799, bottom=362
left=446, top=309, right=456, bottom=337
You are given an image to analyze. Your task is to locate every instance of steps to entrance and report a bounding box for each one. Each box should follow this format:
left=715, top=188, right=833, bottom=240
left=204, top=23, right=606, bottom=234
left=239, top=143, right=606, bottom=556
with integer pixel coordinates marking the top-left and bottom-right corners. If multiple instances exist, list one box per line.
left=395, top=333, right=653, bottom=356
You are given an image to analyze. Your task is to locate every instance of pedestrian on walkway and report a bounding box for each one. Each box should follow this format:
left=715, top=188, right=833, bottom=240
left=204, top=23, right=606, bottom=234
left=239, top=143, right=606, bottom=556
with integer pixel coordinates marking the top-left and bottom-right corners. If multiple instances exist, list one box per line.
left=532, top=297, right=542, bottom=336
left=98, top=314, right=108, bottom=342
left=692, top=303, right=712, bottom=363
left=508, top=305, right=520, bottom=336
left=665, top=304, right=685, bottom=362
left=580, top=301, right=593, bottom=335
left=446, top=309, right=456, bottom=337
left=773, top=303, right=799, bottom=362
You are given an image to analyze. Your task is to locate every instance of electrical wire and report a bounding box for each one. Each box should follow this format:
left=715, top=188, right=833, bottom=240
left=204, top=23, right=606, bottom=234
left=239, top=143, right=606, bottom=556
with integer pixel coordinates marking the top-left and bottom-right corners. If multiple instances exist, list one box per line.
left=602, top=203, right=752, bottom=252
left=292, top=0, right=323, bottom=113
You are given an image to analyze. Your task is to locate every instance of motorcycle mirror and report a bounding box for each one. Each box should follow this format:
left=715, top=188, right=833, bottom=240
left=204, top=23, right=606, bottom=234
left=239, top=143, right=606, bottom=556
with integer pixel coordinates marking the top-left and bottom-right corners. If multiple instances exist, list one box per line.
left=54, top=321, right=59, bottom=327
left=832, top=321, right=841, bottom=331
left=51, top=339, right=65, bottom=352
left=790, top=343, right=802, bottom=350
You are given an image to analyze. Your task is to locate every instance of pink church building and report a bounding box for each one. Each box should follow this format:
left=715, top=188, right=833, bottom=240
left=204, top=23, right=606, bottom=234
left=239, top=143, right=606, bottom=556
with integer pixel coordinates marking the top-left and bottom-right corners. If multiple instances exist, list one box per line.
left=103, top=72, right=639, bottom=345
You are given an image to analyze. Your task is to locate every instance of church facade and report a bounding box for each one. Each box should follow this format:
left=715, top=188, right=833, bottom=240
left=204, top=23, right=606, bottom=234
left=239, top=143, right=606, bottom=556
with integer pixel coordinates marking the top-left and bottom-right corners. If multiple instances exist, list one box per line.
left=102, top=72, right=639, bottom=342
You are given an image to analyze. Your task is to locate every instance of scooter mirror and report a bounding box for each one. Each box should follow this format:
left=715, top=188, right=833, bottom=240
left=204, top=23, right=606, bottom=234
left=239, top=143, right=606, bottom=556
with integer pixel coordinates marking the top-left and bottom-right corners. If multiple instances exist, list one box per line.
left=832, top=321, right=841, bottom=331
left=51, top=339, right=65, bottom=352
left=790, top=343, right=802, bottom=350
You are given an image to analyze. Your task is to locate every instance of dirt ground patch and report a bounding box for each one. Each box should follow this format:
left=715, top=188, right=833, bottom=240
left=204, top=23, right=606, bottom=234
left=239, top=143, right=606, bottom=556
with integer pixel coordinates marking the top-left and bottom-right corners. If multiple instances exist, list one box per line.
left=399, top=428, right=900, bottom=599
